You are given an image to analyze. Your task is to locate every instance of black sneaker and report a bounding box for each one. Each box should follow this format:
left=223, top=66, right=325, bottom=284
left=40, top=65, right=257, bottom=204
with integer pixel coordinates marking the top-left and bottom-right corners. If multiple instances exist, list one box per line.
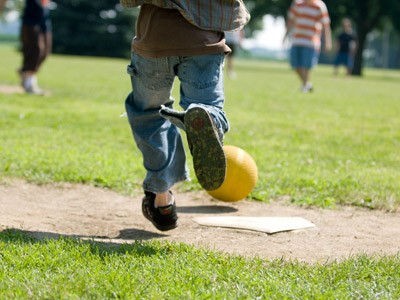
left=184, top=107, right=226, bottom=190
left=159, top=105, right=186, bottom=131
left=142, top=191, right=178, bottom=231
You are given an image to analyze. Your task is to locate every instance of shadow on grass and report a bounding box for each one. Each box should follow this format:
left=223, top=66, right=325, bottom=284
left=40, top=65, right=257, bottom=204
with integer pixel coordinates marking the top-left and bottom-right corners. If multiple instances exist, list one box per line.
left=0, top=228, right=179, bottom=257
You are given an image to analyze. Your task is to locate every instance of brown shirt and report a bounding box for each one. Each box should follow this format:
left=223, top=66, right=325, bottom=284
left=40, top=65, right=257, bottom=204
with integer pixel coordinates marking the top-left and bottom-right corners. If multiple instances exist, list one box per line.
left=132, top=4, right=230, bottom=58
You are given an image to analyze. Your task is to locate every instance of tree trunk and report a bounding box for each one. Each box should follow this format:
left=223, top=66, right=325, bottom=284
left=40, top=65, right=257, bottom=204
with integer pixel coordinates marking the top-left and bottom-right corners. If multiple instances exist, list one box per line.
left=352, top=0, right=369, bottom=76
left=352, top=29, right=367, bottom=76
left=352, top=0, right=386, bottom=75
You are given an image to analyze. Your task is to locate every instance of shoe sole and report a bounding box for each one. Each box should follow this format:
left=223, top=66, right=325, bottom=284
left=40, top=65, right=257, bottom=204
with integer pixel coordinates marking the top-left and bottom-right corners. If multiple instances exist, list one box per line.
left=185, top=107, right=226, bottom=190
left=145, top=216, right=178, bottom=231
left=142, top=205, right=178, bottom=231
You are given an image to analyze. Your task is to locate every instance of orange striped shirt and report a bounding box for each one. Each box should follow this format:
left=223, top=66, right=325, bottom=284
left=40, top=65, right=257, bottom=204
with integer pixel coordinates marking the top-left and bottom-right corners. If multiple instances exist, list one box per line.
left=288, top=0, right=330, bottom=50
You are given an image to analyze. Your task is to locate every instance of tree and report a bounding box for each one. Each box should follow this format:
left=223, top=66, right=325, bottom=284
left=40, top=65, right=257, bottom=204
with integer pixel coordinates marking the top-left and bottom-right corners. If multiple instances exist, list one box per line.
left=324, top=0, right=400, bottom=75
left=51, top=0, right=138, bottom=58
left=0, top=0, right=24, bottom=14
left=246, top=0, right=400, bottom=75
left=245, top=0, right=292, bottom=32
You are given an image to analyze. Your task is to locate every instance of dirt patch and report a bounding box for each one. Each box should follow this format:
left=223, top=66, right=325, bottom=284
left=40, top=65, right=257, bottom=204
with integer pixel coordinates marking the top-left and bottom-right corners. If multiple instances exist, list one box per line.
left=0, top=84, right=51, bottom=96
left=1, top=179, right=399, bottom=263
left=0, top=84, right=24, bottom=95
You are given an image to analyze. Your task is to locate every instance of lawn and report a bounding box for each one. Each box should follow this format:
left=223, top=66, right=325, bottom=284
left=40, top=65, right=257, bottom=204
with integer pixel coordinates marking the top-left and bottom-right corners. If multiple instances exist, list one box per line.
left=0, top=229, right=399, bottom=299
left=1, top=45, right=400, bottom=298
left=1, top=46, right=399, bottom=210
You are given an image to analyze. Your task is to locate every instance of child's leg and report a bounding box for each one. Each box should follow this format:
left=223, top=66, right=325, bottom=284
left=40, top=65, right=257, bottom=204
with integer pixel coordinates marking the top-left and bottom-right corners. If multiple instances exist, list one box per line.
left=21, top=25, right=41, bottom=73
left=125, top=53, right=189, bottom=195
left=177, top=53, right=229, bottom=137
left=36, top=30, right=52, bottom=71
left=20, top=25, right=44, bottom=94
left=176, top=53, right=228, bottom=190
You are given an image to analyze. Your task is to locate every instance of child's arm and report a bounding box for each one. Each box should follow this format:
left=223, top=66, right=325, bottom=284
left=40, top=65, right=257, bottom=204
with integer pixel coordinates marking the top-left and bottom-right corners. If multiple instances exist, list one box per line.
left=283, top=17, right=294, bottom=45
left=323, top=23, right=332, bottom=51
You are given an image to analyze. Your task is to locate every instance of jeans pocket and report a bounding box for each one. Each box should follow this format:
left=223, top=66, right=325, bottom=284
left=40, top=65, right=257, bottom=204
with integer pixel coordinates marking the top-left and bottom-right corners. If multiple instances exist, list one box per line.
left=132, top=55, right=174, bottom=90
left=180, top=53, right=224, bottom=89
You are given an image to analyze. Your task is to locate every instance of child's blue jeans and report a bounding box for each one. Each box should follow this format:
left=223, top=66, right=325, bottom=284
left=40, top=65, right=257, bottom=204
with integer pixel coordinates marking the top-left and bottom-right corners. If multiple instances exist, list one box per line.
left=125, top=52, right=229, bottom=194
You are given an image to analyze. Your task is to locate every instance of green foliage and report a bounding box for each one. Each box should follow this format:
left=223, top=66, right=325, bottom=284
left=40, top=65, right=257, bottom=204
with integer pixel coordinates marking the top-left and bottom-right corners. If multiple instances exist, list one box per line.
left=1, top=229, right=400, bottom=298
left=324, top=0, right=400, bottom=31
left=247, top=0, right=292, bottom=24
left=0, top=46, right=400, bottom=209
left=51, top=0, right=138, bottom=58
left=0, top=0, right=24, bottom=15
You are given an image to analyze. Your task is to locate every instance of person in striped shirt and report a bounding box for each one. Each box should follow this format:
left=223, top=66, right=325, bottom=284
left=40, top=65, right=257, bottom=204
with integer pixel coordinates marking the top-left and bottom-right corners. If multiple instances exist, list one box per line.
left=121, top=0, right=250, bottom=231
left=284, top=0, right=332, bottom=93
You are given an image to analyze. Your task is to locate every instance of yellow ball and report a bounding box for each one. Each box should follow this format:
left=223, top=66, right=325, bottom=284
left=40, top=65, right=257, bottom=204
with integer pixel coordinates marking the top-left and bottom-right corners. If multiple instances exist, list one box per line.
left=206, top=145, right=258, bottom=202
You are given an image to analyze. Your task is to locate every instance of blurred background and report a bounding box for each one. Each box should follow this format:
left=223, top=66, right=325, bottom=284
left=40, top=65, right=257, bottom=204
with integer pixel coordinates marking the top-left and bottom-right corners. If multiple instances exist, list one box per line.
left=1, top=0, right=399, bottom=75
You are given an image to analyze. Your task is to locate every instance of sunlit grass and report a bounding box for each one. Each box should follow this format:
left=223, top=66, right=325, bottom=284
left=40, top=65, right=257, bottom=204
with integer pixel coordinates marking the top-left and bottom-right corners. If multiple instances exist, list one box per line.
left=1, top=229, right=400, bottom=299
left=1, top=45, right=400, bottom=210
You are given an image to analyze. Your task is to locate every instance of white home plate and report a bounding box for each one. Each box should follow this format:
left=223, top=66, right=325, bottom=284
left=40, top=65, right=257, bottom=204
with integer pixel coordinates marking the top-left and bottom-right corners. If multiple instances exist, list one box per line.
left=193, top=216, right=315, bottom=234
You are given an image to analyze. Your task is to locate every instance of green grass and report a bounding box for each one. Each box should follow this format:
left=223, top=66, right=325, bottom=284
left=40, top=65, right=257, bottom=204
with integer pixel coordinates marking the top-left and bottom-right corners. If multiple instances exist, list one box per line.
left=0, top=34, right=19, bottom=44
left=1, top=229, right=400, bottom=299
left=1, top=45, right=400, bottom=298
left=1, top=45, right=399, bottom=210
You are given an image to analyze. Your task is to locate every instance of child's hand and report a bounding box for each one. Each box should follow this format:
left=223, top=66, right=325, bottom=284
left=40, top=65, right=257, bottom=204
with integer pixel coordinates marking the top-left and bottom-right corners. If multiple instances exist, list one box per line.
left=324, top=40, right=332, bottom=52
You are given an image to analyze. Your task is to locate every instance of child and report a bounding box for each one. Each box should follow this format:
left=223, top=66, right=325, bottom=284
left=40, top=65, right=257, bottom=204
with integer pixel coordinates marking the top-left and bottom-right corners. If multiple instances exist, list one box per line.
left=284, top=0, right=332, bottom=93
left=333, top=18, right=357, bottom=76
left=120, top=0, right=250, bottom=231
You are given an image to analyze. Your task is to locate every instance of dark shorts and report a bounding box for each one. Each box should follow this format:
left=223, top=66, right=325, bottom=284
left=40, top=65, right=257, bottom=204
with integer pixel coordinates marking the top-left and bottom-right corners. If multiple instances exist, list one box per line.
left=290, top=46, right=319, bottom=69
left=334, top=52, right=353, bottom=68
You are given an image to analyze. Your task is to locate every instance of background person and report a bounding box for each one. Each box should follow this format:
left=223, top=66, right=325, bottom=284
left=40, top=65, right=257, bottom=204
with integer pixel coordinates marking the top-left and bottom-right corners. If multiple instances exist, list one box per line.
left=19, top=0, right=52, bottom=94
left=0, top=0, right=6, bottom=12
left=284, top=0, right=332, bottom=93
left=224, top=29, right=244, bottom=79
left=333, top=18, right=357, bottom=76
